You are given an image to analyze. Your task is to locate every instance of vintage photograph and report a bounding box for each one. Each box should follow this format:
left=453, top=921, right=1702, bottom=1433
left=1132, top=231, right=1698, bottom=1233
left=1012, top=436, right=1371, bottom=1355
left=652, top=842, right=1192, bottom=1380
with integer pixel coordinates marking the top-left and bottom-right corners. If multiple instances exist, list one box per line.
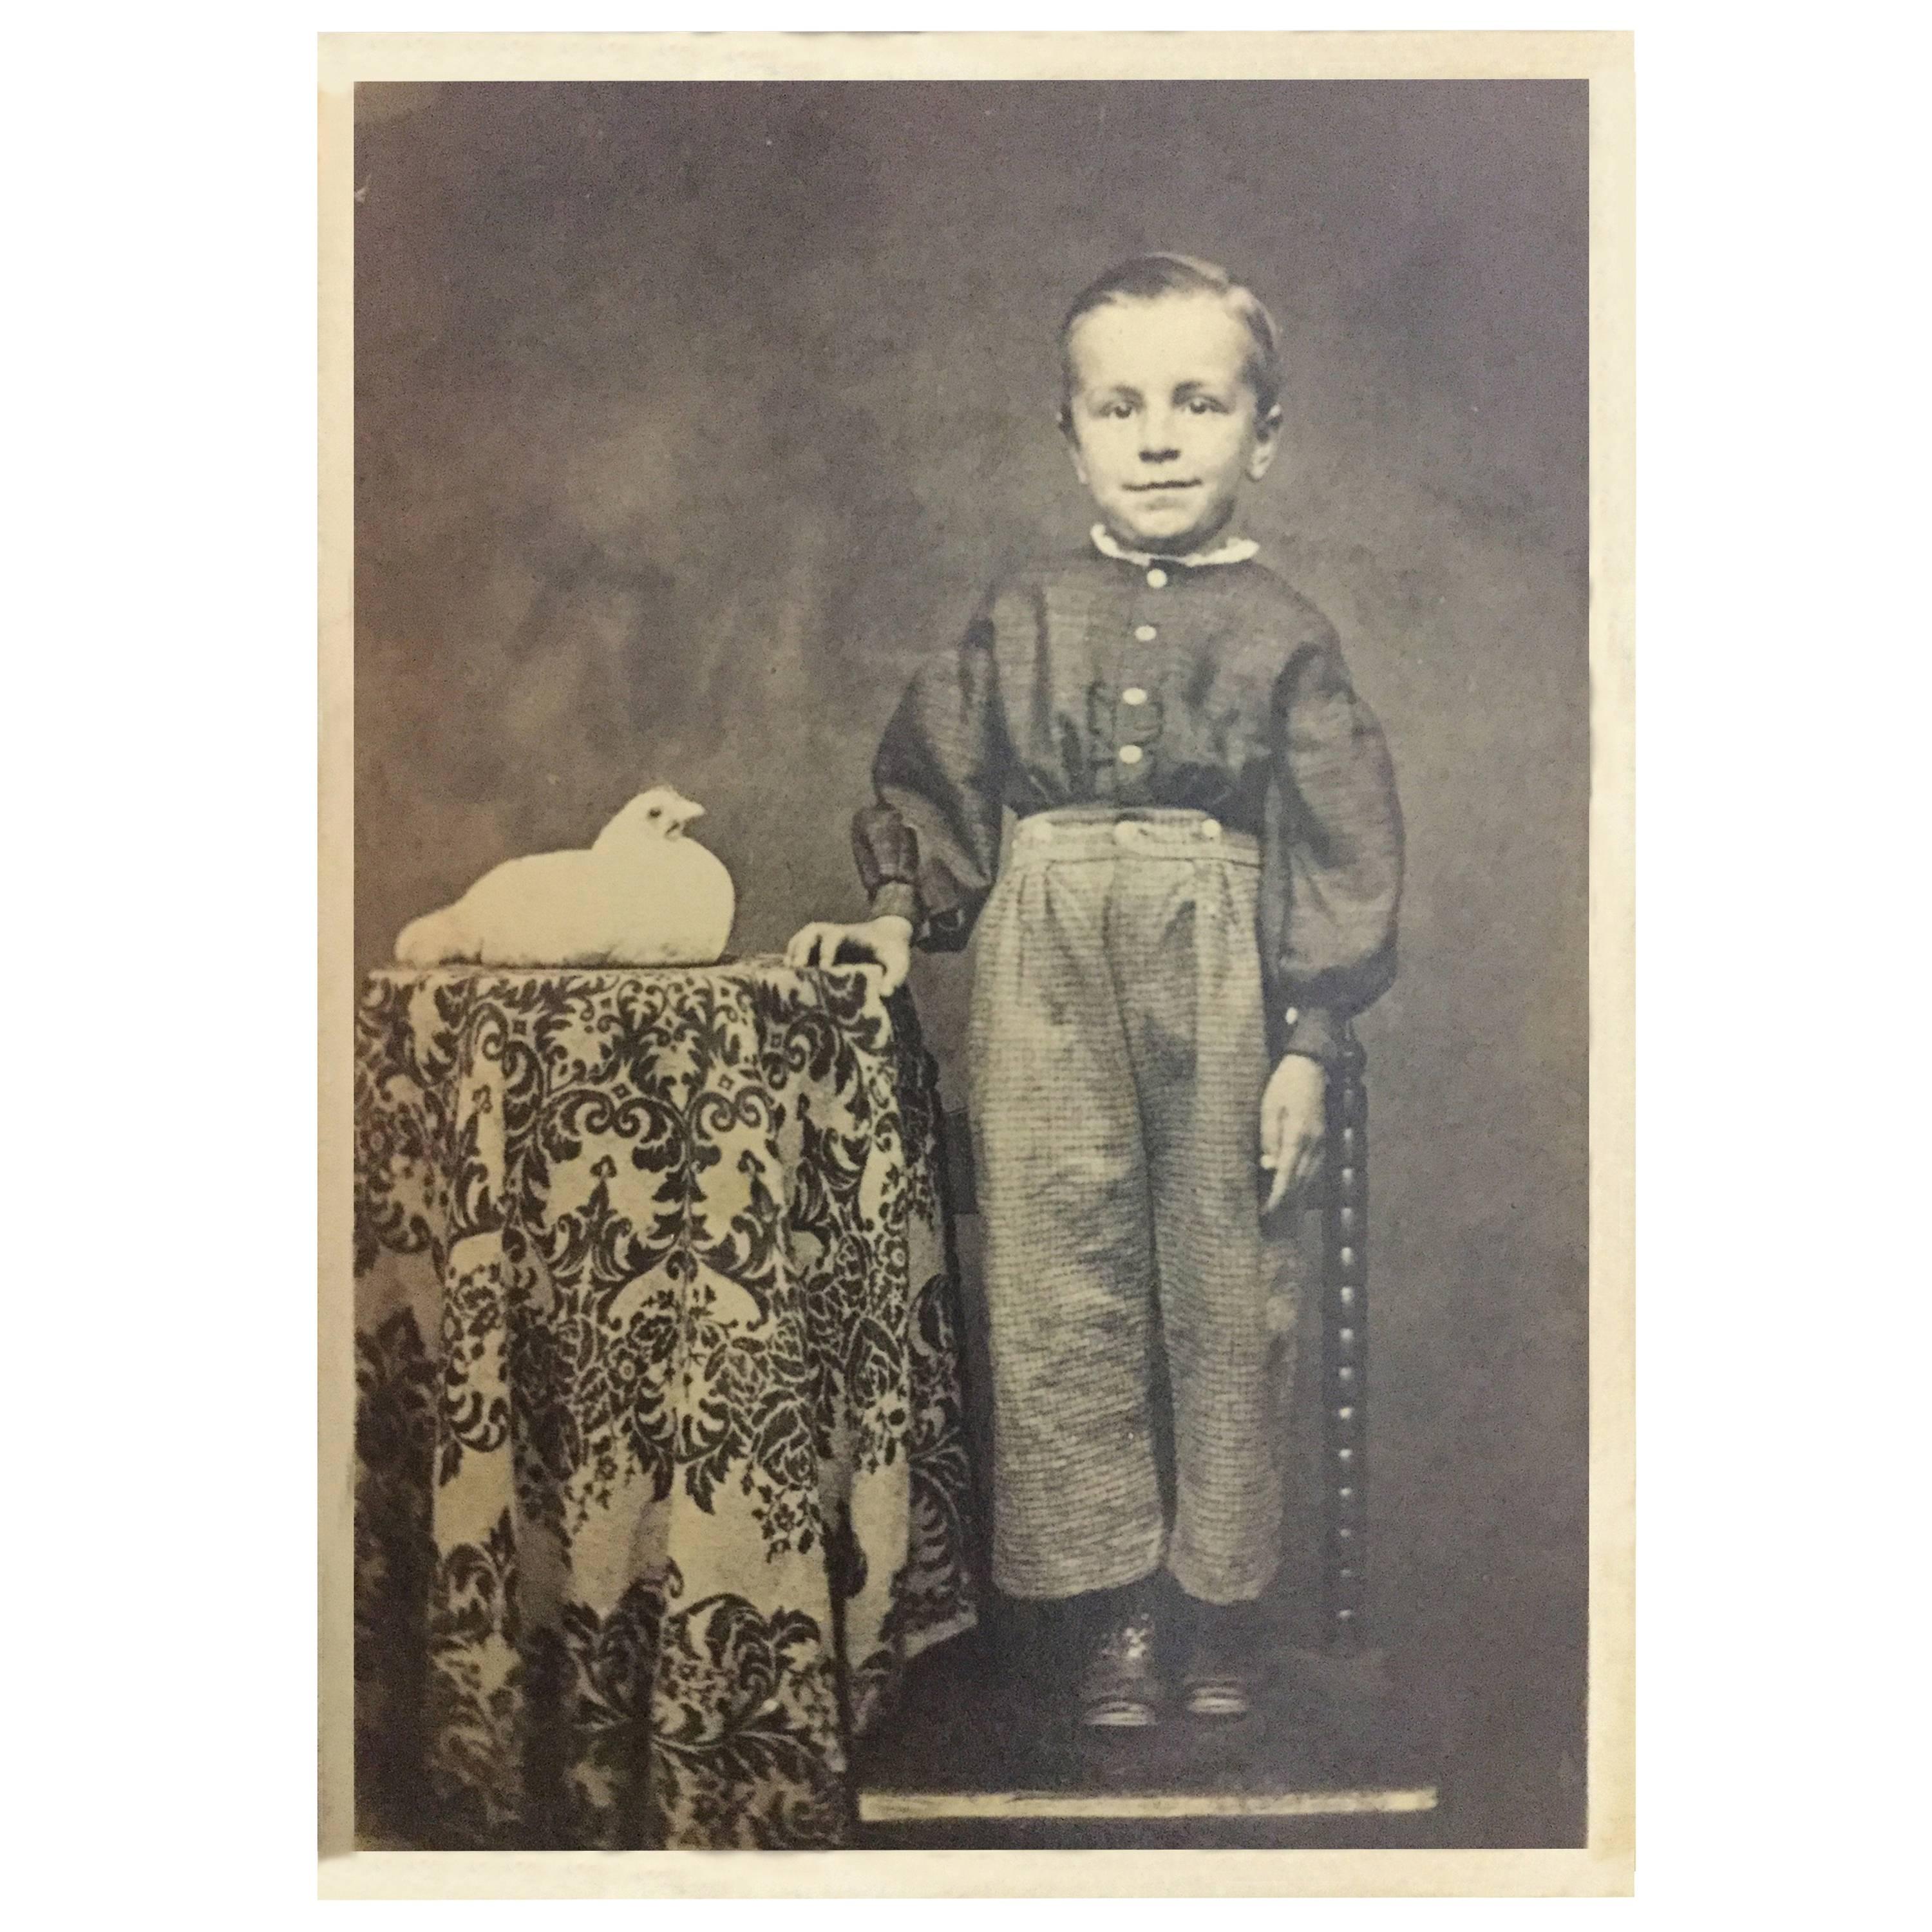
left=337, top=47, right=1618, bottom=1870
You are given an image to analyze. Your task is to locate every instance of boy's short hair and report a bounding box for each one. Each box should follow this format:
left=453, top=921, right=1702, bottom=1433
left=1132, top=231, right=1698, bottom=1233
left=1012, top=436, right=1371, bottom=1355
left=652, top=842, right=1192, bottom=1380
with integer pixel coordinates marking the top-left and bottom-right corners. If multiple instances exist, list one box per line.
left=1057, top=253, right=1282, bottom=431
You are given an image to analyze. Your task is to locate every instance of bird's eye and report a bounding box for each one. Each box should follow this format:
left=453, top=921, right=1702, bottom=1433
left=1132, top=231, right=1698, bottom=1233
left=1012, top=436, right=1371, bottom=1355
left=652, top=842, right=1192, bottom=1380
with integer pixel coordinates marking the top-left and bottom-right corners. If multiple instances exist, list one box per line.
left=647, top=808, right=661, bottom=820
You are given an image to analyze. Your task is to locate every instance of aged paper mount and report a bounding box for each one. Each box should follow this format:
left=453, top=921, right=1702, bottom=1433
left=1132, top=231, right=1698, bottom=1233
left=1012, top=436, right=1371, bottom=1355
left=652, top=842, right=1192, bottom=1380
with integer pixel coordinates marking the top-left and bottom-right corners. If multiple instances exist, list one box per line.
left=319, top=27, right=1633, bottom=1899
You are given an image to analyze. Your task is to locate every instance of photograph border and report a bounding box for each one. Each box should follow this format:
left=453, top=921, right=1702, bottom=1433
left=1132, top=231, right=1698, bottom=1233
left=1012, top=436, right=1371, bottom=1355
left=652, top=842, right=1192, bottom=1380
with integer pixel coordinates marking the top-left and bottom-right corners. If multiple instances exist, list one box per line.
left=317, top=26, right=1634, bottom=1897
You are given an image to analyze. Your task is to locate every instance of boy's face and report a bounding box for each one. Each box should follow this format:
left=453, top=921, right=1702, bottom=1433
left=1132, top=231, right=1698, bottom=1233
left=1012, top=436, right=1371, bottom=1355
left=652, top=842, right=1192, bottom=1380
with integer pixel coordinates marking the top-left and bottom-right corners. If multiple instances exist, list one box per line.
left=1063, top=293, right=1280, bottom=555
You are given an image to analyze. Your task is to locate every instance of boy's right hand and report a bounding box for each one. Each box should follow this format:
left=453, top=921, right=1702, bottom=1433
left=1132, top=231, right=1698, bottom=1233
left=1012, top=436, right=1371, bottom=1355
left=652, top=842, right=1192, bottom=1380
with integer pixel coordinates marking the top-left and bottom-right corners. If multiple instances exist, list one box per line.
left=785, top=916, right=914, bottom=996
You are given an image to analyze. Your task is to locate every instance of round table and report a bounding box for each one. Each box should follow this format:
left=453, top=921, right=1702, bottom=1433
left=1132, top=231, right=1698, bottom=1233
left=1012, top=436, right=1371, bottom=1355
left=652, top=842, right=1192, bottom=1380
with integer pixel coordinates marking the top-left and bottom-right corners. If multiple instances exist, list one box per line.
left=352, top=958, right=979, bottom=1849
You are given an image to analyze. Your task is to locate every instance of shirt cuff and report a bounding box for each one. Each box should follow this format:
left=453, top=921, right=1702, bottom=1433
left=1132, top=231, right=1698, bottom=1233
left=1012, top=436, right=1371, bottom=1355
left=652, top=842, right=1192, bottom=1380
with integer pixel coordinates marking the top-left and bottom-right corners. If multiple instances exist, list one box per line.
left=868, top=882, right=919, bottom=927
left=1276, top=1003, right=1347, bottom=1072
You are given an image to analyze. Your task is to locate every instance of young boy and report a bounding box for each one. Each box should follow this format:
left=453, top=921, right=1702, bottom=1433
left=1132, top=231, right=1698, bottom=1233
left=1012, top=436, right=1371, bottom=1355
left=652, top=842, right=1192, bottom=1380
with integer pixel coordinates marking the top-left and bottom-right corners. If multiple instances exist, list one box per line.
left=789, top=254, right=1403, bottom=1728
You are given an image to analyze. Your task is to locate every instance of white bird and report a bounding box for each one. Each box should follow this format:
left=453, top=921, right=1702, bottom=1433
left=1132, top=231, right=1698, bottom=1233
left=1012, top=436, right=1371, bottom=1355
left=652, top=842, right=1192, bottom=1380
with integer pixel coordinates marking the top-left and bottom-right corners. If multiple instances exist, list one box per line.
left=394, top=785, right=735, bottom=969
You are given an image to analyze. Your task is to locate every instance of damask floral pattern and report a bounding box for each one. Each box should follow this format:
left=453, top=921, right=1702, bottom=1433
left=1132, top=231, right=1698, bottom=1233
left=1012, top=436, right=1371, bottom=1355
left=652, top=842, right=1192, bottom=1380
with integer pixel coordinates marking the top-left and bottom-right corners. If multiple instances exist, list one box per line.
left=354, top=961, right=978, bottom=1850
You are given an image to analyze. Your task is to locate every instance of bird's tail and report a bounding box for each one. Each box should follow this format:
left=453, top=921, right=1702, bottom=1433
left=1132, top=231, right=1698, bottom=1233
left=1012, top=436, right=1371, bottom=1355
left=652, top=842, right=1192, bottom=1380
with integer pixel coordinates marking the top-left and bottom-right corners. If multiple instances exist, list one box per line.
left=395, top=909, right=464, bottom=966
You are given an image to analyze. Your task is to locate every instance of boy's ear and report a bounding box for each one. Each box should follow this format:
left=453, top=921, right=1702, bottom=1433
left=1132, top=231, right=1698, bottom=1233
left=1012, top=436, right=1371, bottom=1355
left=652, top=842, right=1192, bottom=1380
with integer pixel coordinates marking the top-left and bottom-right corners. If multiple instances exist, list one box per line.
left=1246, top=404, right=1284, bottom=482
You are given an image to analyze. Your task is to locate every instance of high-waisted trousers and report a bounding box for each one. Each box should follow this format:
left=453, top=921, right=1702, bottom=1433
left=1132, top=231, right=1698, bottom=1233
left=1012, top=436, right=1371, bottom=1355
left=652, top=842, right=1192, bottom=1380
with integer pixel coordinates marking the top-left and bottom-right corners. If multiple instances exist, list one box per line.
left=967, top=807, right=1294, bottom=1605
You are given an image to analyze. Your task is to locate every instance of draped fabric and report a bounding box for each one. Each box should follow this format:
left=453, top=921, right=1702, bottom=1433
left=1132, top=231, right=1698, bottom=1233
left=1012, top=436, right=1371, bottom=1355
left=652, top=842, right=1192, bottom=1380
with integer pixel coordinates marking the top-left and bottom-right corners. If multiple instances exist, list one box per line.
left=352, top=961, right=978, bottom=1849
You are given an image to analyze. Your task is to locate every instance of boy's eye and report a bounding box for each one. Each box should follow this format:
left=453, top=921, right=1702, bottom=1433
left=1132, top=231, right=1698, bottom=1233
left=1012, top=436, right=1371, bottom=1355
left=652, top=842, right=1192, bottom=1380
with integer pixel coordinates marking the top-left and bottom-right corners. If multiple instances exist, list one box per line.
left=1184, top=397, right=1226, bottom=415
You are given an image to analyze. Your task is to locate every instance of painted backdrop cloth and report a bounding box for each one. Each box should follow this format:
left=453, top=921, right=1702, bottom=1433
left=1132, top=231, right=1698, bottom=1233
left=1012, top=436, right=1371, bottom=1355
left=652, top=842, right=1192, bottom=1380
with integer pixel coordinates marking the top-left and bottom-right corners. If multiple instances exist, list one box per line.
left=353, top=961, right=978, bottom=1850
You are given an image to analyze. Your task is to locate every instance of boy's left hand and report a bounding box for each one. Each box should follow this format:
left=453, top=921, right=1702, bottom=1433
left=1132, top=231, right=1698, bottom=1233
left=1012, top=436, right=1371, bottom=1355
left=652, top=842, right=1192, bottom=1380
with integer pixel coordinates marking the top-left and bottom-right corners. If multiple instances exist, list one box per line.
left=1260, top=1054, right=1327, bottom=1215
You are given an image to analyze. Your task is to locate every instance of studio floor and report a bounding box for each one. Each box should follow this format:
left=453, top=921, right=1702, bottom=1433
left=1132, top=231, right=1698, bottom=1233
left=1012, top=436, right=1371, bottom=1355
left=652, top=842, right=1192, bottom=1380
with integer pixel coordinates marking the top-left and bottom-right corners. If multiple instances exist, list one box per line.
left=853, top=1598, right=1446, bottom=1852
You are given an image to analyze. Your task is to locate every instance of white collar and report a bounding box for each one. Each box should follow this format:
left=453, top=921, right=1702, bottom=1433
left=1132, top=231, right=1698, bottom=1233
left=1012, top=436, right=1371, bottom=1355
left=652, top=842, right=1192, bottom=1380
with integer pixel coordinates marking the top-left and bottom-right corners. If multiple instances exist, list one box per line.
left=1090, top=522, right=1259, bottom=569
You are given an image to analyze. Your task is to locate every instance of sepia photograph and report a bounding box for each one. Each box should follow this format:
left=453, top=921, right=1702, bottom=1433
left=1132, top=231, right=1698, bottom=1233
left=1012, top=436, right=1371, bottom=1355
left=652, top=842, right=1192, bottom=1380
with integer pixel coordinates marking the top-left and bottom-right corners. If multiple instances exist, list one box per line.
left=326, top=32, right=1633, bottom=1887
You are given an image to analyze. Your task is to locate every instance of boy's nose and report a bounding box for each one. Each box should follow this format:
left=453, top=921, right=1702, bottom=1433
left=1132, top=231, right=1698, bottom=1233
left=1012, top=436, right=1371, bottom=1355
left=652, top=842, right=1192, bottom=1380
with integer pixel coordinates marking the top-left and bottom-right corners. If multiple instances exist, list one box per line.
left=1139, top=405, right=1181, bottom=461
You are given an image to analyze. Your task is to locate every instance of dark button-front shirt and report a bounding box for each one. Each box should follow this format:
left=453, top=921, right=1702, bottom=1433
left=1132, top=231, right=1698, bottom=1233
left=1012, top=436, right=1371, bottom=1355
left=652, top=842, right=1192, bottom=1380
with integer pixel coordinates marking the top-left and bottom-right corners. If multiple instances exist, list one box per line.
left=853, top=540, right=1405, bottom=1068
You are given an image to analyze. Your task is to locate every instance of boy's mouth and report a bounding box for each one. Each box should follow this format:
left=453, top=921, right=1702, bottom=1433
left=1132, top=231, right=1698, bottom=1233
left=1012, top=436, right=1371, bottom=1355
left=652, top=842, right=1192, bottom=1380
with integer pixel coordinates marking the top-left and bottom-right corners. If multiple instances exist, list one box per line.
left=1124, top=480, right=1202, bottom=493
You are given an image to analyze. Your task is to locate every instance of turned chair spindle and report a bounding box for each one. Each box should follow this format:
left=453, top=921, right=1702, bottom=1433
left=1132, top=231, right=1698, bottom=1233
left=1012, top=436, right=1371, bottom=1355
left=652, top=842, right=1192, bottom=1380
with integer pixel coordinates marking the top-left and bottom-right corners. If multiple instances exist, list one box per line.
left=1320, top=1034, right=1371, bottom=1653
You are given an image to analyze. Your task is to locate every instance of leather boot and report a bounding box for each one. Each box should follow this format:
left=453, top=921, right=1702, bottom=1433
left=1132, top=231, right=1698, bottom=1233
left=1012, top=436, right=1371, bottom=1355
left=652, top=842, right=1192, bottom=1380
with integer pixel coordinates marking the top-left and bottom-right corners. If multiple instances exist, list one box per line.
left=1077, top=1599, right=1164, bottom=1729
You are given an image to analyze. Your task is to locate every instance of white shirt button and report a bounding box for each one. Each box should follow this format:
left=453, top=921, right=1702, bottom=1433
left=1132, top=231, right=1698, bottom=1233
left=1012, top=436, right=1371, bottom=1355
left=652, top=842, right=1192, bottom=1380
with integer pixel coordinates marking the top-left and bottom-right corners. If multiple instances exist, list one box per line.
left=1145, top=567, right=1168, bottom=588
left=1134, top=623, right=1157, bottom=642
left=1117, top=744, right=1144, bottom=766
left=1121, top=686, right=1148, bottom=707
left=1199, top=819, right=1222, bottom=840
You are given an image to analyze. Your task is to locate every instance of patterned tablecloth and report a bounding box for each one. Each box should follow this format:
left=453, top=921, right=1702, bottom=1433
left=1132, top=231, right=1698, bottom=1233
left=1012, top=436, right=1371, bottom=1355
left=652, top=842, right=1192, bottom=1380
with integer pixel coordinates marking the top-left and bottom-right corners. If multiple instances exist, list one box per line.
left=352, top=960, right=979, bottom=1850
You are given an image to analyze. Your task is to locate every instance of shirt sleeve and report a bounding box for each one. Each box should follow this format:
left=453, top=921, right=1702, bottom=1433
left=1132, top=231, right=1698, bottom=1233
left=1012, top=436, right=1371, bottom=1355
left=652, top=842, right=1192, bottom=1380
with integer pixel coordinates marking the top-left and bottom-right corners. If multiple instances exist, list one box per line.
left=851, top=607, right=1007, bottom=952
left=1260, top=634, right=1405, bottom=1070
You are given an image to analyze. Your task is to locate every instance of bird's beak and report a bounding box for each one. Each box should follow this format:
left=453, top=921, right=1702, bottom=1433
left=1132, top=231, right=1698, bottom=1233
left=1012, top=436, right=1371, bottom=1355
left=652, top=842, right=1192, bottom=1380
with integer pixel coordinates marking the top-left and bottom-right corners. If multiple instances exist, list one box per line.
left=679, top=802, right=705, bottom=826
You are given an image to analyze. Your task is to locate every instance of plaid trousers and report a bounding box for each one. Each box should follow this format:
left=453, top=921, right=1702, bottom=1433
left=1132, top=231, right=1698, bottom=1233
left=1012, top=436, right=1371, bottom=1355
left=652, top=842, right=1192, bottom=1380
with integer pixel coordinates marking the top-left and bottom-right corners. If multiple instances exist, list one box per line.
left=968, top=808, right=1293, bottom=1604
